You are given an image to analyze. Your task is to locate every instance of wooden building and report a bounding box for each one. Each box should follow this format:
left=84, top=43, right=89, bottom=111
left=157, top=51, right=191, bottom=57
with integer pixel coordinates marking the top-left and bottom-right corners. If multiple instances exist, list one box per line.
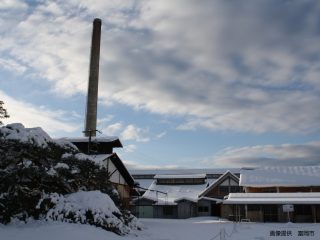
left=62, top=137, right=135, bottom=208
left=132, top=174, right=207, bottom=219
left=198, top=171, right=242, bottom=218
left=92, top=153, right=135, bottom=208
left=132, top=171, right=242, bottom=219
left=223, top=166, right=320, bottom=222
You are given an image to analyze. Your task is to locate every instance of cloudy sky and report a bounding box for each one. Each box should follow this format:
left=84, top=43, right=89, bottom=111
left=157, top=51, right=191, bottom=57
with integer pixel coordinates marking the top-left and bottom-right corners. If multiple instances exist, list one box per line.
left=1, top=0, right=320, bottom=169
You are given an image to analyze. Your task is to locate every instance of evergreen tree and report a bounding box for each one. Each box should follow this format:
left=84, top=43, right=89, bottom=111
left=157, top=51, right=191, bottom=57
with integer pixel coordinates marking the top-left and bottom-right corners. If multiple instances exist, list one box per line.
left=0, top=124, right=140, bottom=234
left=0, top=101, right=9, bottom=125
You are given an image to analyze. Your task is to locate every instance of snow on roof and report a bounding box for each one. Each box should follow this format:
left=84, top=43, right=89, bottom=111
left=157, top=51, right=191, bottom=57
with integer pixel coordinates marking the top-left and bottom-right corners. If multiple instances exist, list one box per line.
left=142, top=179, right=210, bottom=204
left=199, top=171, right=239, bottom=197
left=132, top=194, right=158, bottom=203
left=154, top=174, right=206, bottom=179
left=136, top=179, right=156, bottom=189
left=130, top=168, right=240, bottom=176
left=240, top=166, right=320, bottom=187
left=199, top=196, right=222, bottom=202
left=59, top=137, right=123, bottom=150
left=62, top=137, right=120, bottom=143
left=135, top=177, right=216, bottom=191
left=224, top=192, right=320, bottom=204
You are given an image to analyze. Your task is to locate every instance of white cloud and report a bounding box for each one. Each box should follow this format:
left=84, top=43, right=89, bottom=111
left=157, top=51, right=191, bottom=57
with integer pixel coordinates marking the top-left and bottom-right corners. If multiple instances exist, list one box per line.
left=155, top=131, right=167, bottom=139
left=97, top=115, right=114, bottom=126
left=98, top=0, right=320, bottom=134
left=102, top=122, right=123, bottom=136
left=0, top=58, right=26, bottom=74
left=2, top=3, right=91, bottom=96
left=120, top=124, right=150, bottom=142
left=207, top=141, right=320, bottom=168
left=2, top=1, right=320, bottom=134
left=0, top=0, right=28, bottom=33
left=0, top=90, right=79, bottom=135
left=123, top=144, right=137, bottom=153
left=101, top=122, right=152, bottom=143
left=0, top=0, right=27, bottom=10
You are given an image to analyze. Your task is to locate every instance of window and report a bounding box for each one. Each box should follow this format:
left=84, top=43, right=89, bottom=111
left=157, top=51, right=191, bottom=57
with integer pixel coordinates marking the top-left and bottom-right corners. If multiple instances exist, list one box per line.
left=198, top=206, right=209, bottom=212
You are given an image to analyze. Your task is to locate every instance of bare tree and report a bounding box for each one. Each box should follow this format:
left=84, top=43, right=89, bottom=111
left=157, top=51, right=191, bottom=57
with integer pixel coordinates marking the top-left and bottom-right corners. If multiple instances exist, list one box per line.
left=0, top=100, right=9, bottom=125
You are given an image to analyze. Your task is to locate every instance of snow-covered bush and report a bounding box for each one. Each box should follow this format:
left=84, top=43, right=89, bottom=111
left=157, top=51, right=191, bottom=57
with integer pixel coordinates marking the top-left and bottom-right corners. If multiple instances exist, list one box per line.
left=37, top=191, right=135, bottom=235
left=0, top=123, right=140, bottom=235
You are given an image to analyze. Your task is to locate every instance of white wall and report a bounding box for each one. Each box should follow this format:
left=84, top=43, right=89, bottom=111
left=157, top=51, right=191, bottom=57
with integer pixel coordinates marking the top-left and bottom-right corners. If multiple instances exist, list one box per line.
left=101, top=158, right=127, bottom=185
left=220, top=178, right=239, bottom=186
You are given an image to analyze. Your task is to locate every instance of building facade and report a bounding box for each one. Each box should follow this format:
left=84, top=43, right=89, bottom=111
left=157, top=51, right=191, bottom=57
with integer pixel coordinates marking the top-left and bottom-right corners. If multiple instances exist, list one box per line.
left=63, top=137, right=135, bottom=208
left=132, top=166, right=320, bottom=223
left=132, top=170, right=241, bottom=219
left=223, top=166, right=320, bottom=223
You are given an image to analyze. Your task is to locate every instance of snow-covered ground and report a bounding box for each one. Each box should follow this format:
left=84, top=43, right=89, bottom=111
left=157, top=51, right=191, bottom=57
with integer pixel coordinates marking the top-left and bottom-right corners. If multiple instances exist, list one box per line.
left=1, top=217, right=319, bottom=240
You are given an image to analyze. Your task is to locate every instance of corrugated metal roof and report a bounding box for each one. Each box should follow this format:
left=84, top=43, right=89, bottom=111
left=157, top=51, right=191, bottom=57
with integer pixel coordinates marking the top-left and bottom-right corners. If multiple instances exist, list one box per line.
left=240, top=166, right=320, bottom=187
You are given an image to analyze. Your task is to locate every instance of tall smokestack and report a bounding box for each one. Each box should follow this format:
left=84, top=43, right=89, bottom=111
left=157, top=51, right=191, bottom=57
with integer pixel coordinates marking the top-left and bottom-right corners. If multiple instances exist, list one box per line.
left=84, top=18, right=102, bottom=137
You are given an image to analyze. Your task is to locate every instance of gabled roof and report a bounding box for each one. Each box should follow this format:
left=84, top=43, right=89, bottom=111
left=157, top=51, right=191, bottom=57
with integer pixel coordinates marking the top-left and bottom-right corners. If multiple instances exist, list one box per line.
left=142, top=179, right=208, bottom=205
left=90, top=153, right=134, bottom=187
left=240, top=166, right=320, bottom=187
left=107, top=153, right=135, bottom=187
left=198, top=171, right=239, bottom=197
left=57, top=137, right=123, bottom=156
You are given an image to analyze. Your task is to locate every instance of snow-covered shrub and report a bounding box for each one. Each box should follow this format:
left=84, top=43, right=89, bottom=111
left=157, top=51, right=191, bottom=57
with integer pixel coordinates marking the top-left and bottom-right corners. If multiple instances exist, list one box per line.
left=37, top=191, right=133, bottom=235
left=0, top=123, right=140, bottom=235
